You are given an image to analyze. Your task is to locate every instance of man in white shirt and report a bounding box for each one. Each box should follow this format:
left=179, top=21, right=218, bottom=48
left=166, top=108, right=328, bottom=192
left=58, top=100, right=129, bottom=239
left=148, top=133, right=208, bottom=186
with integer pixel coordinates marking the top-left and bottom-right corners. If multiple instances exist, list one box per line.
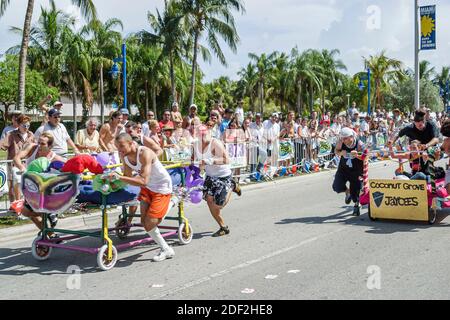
left=249, top=113, right=265, bottom=179
left=262, top=113, right=281, bottom=156
left=34, top=109, right=80, bottom=156
left=235, top=100, right=245, bottom=125
left=142, top=110, right=156, bottom=138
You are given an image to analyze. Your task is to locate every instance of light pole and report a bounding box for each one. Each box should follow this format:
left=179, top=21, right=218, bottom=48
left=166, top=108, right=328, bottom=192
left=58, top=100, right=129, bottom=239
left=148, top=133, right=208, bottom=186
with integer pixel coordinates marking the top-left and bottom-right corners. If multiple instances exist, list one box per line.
left=414, top=0, right=420, bottom=111
left=346, top=94, right=351, bottom=109
left=110, top=43, right=128, bottom=111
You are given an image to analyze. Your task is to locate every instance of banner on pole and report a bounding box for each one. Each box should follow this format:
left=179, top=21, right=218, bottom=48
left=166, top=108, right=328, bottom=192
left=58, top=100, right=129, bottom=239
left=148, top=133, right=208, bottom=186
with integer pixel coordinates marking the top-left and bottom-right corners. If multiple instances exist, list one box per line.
left=420, top=5, right=436, bottom=50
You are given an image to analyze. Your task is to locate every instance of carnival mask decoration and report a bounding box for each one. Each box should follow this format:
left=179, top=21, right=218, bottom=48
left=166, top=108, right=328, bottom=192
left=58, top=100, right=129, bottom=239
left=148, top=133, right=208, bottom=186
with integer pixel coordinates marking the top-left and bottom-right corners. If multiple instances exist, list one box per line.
left=21, top=172, right=81, bottom=214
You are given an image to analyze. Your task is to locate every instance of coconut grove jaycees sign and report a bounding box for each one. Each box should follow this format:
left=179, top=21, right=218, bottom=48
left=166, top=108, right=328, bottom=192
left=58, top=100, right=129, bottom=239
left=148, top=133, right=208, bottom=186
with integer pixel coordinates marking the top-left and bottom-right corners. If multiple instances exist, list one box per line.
left=369, top=179, right=429, bottom=221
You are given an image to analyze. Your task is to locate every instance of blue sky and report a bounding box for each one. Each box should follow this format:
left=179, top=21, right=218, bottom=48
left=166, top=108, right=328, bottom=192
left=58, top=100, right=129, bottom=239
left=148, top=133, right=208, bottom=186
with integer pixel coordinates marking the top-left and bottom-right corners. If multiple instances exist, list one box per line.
left=0, top=0, right=449, bottom=82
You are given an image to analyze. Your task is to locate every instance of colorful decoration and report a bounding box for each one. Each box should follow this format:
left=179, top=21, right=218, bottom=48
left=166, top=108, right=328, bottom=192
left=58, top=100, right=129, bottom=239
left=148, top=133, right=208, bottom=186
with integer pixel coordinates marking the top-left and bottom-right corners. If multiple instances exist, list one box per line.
left=27, top=157, right=50, bottom=173
left=21, top=172, right=81, bottom=214
left=61, top=155, right=104, bottom=175
left=92, top=174, right=126, bottom=195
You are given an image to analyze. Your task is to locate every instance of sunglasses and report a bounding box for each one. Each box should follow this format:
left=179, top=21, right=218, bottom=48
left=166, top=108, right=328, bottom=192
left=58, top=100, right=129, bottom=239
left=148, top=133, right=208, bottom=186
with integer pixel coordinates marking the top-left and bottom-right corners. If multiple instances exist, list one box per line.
left=52, top=116, right=61, bottom=119
left=21, top=123, right=30, bottom=128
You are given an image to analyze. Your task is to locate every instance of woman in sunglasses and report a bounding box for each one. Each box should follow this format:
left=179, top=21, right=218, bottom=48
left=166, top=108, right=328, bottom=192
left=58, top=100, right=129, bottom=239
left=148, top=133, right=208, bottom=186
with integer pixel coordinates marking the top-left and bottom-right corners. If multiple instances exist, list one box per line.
left=2, top=115, right=35, bottom=201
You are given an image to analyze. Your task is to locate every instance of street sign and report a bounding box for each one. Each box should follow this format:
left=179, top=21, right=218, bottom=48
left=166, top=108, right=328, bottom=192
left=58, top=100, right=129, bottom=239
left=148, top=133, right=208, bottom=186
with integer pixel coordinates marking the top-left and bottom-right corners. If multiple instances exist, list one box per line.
left=420, top=5, right=436, bottom=50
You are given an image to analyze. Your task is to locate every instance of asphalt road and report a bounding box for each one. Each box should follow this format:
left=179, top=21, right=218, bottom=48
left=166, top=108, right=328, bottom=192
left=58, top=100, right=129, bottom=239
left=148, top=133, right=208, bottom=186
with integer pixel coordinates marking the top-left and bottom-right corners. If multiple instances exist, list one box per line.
left=1, top=161, right=450, bottom=300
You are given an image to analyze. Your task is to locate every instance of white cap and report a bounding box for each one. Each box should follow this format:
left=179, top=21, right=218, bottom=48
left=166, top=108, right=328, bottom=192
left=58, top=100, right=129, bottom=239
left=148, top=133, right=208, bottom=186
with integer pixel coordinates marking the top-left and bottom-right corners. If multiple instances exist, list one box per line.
left=190, top=104, right=198, bottom=109
left=340, top=127, right=355, bottom=139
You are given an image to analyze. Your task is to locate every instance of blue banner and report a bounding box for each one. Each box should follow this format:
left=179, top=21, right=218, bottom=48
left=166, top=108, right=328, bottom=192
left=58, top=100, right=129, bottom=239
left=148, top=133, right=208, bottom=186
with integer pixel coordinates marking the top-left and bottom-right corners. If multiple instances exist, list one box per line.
left=420, top=5, right=436, bottom=50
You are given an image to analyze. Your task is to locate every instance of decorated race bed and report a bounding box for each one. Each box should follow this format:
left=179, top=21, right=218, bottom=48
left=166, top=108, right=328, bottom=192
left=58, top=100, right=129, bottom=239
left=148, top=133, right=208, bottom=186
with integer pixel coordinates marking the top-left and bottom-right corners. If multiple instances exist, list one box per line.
left=359, top=153, right=449, bottom=225
left=20, top=153, right=203, bottom=271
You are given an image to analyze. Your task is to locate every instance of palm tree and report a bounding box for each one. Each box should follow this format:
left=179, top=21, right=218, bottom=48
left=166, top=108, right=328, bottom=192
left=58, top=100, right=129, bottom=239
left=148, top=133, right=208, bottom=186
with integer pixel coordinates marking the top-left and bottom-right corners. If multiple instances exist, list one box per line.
left=434, top=66, right=450, bottom=107
left=60, top=26, right=93, bottom=138
left=177, top=0, right=246, bottom=105
left=0, top=0, right=97, bottom=111
left=304, top=49, right=324, bottom=114
left=139, top=2, right=188, bottom=103
left=248, top=52, right=276, bottom=115
left=270, top=52, right=291, bottom=113
left=319, top=49, right=347, bottom=113
left=364, top=50, right=404, bottom=109
left=82, top=18, right=123, bottom=123
left=8, top=0, right=76, bottom=87
left=420, top=60, right=436, bottom=81
left=237, top=63, right=258, bottom=112
left=290, top=48, right=319, bottom=115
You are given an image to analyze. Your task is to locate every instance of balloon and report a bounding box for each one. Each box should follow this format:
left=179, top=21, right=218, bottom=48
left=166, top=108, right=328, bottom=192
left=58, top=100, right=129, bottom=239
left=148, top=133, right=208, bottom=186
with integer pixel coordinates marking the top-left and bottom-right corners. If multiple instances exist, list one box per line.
left=190, top=190, right=203, bottom=204
left=169, top=169, right=183, bottom=187
left=96, top=152, right=110, bottom=167
left=291, top=165, right=297, bottom=174
left=254, top=172, right=261, bottom=181
left=280, top=167, right=287, bottom=177
left=27, top=157, right=50, bottom=173
left=48, top=161, right=65, bottom=172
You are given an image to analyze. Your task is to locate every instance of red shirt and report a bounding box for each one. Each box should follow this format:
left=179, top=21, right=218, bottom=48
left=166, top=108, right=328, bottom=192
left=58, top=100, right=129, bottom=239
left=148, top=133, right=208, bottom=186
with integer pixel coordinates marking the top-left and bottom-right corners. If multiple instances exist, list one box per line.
left=159, top=120, right=174, bottom=131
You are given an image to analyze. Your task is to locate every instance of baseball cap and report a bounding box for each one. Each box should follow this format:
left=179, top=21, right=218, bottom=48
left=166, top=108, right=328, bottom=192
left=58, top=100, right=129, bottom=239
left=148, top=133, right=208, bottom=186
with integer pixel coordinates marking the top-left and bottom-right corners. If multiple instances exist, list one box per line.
left=48, top=109, right=62, bottom=117
left=53, top=101, right=63, bottom=107
left=272, top=112, right=279, bottom=117
left=190, top=104, right=198, bottom=109
left=255, top=113, right=262, bottom=118
left=120, top=108, right=130, bottom=115
left=225, top=108, right=234, bottom=114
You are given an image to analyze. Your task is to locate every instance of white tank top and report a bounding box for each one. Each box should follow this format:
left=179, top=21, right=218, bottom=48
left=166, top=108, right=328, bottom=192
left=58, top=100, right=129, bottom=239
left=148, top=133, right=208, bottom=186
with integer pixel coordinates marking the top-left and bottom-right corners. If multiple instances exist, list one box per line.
left=194, top=139, right=232, bottom=178
left=123, top=146, right=172, bottom=195
left=26, top=146, right=56, bottom=166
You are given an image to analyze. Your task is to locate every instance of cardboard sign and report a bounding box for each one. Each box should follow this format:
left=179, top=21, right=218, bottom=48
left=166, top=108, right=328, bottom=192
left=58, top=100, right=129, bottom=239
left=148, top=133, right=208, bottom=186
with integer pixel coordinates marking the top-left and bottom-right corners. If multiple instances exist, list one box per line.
left=0, top=162, right=8, bottom=196
left=369, top=179, right=429, bottom=221
left=226, top=143, right=247, bottom=169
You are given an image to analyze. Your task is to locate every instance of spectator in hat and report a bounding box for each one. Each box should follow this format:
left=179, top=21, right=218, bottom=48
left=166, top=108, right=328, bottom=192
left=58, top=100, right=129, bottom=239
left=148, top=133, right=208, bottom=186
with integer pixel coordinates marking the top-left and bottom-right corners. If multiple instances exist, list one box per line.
left=37, top=95, right=64, bottom=125
left=35, top=109, right=80, bottom=156
left=120, top=108, right=130, bottom=128
left=182, top=104, right=200, bottom=130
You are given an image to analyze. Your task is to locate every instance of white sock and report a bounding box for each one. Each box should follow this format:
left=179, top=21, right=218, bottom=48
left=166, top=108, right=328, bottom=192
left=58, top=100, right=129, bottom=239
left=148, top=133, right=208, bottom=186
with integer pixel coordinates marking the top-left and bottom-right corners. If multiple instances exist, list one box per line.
left=148, top=227, right=171, bottom=252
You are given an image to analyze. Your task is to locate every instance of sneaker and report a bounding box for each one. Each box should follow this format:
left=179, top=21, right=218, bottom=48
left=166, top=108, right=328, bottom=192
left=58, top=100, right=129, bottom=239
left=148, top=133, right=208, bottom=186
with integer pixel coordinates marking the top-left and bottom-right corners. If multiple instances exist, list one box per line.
left=345, top=189, right=352, bottom=205
left=48, top=214, right=58, bottom=228
left=233, top=181, right=242, bottom=197
left=212, top=226, right=230, bottom=237
left=352, top=204, right=361, bottom=216
left=152, top=248, right=175, bottom=262
left=48, top=233, right=63, bottom=244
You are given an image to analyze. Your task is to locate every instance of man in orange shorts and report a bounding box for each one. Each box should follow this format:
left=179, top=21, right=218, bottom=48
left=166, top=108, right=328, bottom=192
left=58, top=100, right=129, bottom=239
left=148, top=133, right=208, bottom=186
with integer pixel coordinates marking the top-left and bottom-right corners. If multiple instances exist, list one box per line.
left=110, top=133, right=175, bottom=262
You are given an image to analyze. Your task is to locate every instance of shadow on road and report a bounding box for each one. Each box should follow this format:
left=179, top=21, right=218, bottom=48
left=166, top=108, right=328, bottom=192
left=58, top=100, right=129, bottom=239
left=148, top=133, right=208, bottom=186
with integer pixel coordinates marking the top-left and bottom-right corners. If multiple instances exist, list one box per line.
left=275, top=207, right=450, bottom=235
left=0, top=227, right=182, bottom=276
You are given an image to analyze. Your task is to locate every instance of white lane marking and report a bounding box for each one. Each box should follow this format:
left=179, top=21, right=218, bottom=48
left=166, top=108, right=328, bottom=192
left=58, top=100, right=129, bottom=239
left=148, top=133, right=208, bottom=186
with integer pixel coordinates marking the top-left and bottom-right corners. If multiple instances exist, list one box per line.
left=265, top=275, right=278, bottom=280
left=151, top=284, right=165, bottom=288
left=0, top=251, right=31, bottom=260
left=241, top=288, right=255, bottom=294
left=288, top=270, right=301, bottom=274
left=146, top=227, right=347, bottom=300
